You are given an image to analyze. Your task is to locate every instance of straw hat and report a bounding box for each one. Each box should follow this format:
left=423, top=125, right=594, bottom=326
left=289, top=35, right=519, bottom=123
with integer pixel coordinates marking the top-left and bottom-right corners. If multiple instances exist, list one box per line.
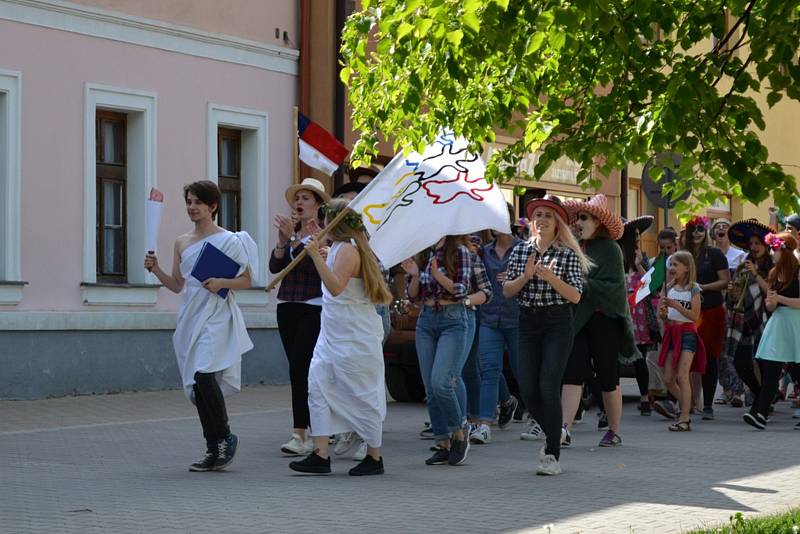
left=728, top=219, right=775, bottom=250
left=285, top=177, right=331, bottom=207
left=525, top=194, right=569, bottom=224
left=622, top=215, right=654, bottom=236
left=564, top=194, right=625, bottom=240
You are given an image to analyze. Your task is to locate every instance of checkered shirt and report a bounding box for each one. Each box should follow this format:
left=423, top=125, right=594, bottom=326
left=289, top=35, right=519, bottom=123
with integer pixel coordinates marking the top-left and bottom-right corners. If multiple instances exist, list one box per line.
left=415, top=245, right=472, bottom=301
left=268, top=242, right=323, bottom=302
left=470, top=252, right=493, bottom=304
left=506, top=240, right=584, bottom=308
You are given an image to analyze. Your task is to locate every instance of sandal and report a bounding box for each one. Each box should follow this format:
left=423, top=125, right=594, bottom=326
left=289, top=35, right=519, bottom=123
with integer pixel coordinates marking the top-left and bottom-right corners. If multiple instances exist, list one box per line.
left=668, top=420, right=691, bottom=432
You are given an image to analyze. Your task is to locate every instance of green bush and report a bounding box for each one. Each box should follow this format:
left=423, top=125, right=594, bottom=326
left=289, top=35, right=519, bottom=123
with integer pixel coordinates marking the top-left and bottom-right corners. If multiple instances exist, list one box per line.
left=690, top=510, right=800, bottom=533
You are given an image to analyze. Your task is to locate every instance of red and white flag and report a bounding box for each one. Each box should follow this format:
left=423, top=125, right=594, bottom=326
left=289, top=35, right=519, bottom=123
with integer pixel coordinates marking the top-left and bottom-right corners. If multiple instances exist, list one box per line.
left=297, top=113, right=349, bottom=175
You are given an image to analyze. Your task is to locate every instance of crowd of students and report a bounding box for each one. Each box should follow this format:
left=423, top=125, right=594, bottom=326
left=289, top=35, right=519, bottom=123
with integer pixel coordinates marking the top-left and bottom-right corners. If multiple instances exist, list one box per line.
left=145, top=177, right=800, bottom=477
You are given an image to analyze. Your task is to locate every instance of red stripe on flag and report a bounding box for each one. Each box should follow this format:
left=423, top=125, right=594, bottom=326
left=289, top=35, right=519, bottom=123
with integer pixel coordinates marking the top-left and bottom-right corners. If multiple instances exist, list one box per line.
left=299, top=120, right=349, bottom=167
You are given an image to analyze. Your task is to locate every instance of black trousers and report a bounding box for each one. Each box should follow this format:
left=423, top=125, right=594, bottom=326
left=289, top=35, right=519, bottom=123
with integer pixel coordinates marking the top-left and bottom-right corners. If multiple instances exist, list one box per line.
left=634, top=344, right=650, bottom=397
left=193, top=372, right=230, bottom=450
left=277, top=302, right=322, bottom=429
left=733, top=343, right=760, bottom=406
left=702, top=356, right=719, bottom=409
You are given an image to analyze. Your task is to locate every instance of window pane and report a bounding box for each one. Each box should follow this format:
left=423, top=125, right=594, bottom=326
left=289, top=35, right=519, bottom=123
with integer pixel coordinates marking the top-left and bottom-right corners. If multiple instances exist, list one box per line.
left=219, top=192, right=237, bottom=231
left=101, top=120, right=125, bottom=164
left=103, top=182, right=122, bottom=226
left=220, top=137, right=239, bottom=176
left=103, top=228, right=123, bottom=273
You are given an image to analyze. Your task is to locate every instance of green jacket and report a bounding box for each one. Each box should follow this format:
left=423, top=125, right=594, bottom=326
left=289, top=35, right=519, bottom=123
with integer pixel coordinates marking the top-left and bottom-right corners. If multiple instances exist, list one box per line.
left=574, top=237, right=641, bottom=364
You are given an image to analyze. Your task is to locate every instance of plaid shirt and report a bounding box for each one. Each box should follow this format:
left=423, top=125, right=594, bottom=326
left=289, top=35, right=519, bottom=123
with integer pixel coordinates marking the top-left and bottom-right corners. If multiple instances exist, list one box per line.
left=268, top=241, right=323, bottom=303
left=414, top=245, right=472, bottom=301
left=506, top=240, right=584, bottom=308
left=469, top=252, right=493, bottom=305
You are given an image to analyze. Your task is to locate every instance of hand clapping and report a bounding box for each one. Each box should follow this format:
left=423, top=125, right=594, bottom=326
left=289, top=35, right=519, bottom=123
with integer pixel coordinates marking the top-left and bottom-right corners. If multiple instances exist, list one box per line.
left=401, top=258, right=419, bottom=277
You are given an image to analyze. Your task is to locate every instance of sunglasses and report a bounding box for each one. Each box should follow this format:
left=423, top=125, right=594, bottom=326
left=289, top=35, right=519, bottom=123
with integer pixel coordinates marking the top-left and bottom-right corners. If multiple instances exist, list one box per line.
left=692, top=227, right=706, bottom=234
left=577, top=213, right=592, bottom=222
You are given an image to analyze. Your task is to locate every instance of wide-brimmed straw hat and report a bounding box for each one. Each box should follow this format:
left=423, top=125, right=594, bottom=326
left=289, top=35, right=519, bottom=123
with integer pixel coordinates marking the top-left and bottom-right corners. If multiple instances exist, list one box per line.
left=564, top=194, right=624, bottom=240
left=728, top=219, right=775, bottom=250
left=285, top=177, right=331, bottom=207
left=525, top=194, right=569, bottom=224
left=622, top=215, right=654, bottom=236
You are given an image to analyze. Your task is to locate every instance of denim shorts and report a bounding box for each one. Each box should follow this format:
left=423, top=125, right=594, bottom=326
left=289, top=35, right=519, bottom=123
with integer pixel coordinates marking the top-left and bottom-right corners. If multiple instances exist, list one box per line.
left=680, top=331, right=697, bottom=353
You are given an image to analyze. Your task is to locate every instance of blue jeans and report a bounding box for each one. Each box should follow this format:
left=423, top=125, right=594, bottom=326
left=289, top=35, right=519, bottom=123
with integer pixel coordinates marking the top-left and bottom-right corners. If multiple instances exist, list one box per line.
left=375, top=304, right=391, bottom=345
left=517, top=304, right=574, bottom=459
left=462, top=310, right=480, bottom=419
left=416, top=304, right=470, bottom=441
left=477, top=325, right=519, bottom=421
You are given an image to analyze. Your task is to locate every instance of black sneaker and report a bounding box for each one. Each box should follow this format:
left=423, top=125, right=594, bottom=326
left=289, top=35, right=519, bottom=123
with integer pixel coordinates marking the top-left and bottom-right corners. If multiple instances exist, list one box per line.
left=597, top=412, right=608, bottom=431
left=448, top=438, right=470, bottom=466
left=639, top=401, right=652, bottom=416
left=349, top=455, right=384, bottom=476
left=425, top=448, right=450, bottom=465
left=189, top=449, right=218, bottom=472
left=702, top=407, right=715, bottom=420
left=743, top=412, right=766, bottom=430
left=498, top=396, right=518, bottom=429
left=419, top=421, right=434, bottom=440
left=289, top=451, right=332, bottom=474
left=213, top=434, right=239, bottom=471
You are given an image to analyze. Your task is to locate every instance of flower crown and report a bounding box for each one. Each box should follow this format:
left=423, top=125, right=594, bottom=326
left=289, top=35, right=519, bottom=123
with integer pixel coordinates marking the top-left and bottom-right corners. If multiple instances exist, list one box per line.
left=321, top=203, right=364, bottom=230
left=764, top=233, right=786, bottom=251
left=687, top=215, right=710, bottom=229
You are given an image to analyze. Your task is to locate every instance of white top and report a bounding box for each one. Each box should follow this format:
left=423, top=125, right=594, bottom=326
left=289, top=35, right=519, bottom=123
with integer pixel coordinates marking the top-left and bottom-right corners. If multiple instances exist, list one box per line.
left=667, top=283, right=702, bottom=323
left=724, top=246, right=747, bottom=271
left=172, top=230, right=258, bottom=399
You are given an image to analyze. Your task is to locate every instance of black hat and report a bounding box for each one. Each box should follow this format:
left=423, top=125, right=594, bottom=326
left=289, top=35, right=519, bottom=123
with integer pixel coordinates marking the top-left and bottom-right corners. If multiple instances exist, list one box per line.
left=622, top=215, right=654, bottom=236
left=728, top=219, right=775, bottom=250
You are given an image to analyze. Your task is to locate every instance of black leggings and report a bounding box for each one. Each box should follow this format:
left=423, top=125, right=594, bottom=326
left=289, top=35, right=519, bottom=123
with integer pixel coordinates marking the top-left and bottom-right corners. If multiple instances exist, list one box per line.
left=702, top=356, right=719, bottom=409
left=754, top=359, right=784, bottom=418
left=193, top=372, right=230, bottom=450
left=277, top=302, right=322, bottom=429
left=634, top=344, right=650, bottom=397
left=733, top=343, right=760, bottom=405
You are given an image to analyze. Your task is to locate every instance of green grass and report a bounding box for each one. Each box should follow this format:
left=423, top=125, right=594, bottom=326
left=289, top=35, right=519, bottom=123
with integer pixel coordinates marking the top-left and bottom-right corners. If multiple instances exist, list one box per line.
left=689, top=510, right=800, bottom=533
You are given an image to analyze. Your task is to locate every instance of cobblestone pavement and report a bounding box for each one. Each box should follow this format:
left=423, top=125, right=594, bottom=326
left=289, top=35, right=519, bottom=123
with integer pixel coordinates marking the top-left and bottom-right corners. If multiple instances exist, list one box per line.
left=2, top=383, right=799, bottom=533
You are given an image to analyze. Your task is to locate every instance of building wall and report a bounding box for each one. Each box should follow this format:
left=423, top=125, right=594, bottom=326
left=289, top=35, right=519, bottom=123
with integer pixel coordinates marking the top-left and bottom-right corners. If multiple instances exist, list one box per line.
left=0, top=0, right=299, bottom=398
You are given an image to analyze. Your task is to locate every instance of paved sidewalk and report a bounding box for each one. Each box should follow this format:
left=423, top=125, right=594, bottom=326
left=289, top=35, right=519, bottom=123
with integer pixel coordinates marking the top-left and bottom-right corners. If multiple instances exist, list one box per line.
left=2, top=384, right=799, bottom=533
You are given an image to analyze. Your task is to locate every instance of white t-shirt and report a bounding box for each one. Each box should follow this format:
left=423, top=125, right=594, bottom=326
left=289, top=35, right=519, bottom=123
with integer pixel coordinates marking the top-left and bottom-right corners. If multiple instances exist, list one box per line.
left=724, top=246, right=747, bottom=272
left=667, top=283, right=701, bottom=323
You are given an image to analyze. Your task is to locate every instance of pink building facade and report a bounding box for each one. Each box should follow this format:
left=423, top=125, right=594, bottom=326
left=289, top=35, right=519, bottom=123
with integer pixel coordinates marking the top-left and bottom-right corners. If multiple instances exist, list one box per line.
left=0, top=0, right=300, bottom=398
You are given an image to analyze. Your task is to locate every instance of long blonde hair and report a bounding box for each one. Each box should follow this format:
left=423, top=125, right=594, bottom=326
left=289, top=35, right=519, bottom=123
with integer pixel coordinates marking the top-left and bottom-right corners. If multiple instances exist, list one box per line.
left=669, top=250, right=697, bottom=288
left=324, top=199, right=392, bottom=305
left=530, top=211, right=592, bottom=274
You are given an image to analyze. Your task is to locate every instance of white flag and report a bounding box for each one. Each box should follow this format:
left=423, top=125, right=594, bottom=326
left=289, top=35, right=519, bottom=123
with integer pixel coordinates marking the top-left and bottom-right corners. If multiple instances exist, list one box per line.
left=349, top=134, right=510, bottom=268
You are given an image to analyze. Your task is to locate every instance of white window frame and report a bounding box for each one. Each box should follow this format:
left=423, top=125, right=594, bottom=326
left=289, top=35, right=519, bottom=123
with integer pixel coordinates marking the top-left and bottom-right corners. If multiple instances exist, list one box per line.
left=0, top=69, right=23, bottom=305
left=83, top=83, right=158, bottom=305
left=207, top=104, right=269, bottom=306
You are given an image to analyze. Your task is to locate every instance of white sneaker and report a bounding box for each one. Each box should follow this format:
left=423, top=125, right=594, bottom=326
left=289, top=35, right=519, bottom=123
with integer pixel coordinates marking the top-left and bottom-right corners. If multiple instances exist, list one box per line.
left=333, top=432, right=358, bottom=455
left=281, top=433, right=309, bottom=456
left=520, top=419, right=545, bottom=441
left=352, top=439, right=368, bottom=461
left=470, top=423, right=491, bottom=444
left=537, top=453, right=562, bottom=476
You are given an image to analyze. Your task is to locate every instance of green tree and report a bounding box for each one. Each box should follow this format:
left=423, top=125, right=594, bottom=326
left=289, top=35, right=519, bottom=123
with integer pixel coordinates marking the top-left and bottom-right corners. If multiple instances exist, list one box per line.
left=341, top=0, right=800, bottom=212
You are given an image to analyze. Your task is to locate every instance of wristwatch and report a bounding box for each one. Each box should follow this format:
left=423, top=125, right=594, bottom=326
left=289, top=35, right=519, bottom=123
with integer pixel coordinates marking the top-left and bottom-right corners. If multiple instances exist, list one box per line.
left=464, top=297, right=472, bottom=308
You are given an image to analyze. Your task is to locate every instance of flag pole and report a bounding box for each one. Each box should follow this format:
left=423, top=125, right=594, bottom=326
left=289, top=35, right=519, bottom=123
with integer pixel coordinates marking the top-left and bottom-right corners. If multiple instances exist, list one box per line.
left=293, top=106, right=300, bottom=184
left=265, top=207, right=350, bottom=293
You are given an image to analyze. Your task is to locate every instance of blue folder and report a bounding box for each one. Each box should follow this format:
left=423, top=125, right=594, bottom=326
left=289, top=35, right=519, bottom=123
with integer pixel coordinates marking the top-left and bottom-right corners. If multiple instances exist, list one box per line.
left=190, top=241, right=241, bottom=298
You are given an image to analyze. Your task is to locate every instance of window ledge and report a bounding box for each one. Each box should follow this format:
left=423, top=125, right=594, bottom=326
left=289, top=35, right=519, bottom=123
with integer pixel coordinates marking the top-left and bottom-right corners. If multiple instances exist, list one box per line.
left=80, top=282, right=160, bottom=306
left=235, top=287, right=269, bottom=307
left=0, top=281, right=28, bottom=306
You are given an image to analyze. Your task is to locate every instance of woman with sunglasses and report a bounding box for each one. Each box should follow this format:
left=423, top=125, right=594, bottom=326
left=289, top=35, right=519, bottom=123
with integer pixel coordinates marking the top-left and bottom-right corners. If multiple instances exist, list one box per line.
left=683, top=216, right=730, bottom=420
left=561, top=194, right=640, bottom=448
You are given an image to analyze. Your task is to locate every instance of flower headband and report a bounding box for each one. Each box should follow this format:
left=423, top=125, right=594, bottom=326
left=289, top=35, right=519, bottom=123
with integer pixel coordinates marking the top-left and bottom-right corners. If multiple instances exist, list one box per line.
left=687, top=215, right=710, bottom=229
left=321, top=203, right=364, bottom=230
left=764, top=233, right=786, bottom=251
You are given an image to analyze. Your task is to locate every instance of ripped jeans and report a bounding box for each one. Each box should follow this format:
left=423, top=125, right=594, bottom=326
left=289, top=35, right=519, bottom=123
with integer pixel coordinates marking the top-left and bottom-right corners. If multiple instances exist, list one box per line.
left=416, top=303, right=470, bottom=442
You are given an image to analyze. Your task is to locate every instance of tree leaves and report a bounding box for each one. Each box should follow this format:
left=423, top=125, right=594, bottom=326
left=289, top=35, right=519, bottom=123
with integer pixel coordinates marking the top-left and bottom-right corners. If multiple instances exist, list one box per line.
left=340, top=0, right=800, bottom=214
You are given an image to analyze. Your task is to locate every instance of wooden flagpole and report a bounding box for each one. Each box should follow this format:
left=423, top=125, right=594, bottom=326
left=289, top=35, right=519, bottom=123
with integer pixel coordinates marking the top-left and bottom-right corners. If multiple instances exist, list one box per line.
left=265, top=207, right=351, bottom=292
left=293, top=106, right=300, bottom=184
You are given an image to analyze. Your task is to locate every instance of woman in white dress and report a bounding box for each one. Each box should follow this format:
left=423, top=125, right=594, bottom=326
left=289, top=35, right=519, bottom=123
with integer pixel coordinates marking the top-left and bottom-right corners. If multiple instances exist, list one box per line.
left=288, top=199, right=392, bottom=476
left=145, top=181, right=257, bottom=472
